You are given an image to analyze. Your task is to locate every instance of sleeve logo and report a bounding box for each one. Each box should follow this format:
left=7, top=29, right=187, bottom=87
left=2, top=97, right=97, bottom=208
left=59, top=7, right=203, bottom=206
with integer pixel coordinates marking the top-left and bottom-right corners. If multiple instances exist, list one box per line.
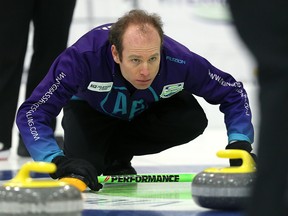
left=87, top=81, right=113, bottom=92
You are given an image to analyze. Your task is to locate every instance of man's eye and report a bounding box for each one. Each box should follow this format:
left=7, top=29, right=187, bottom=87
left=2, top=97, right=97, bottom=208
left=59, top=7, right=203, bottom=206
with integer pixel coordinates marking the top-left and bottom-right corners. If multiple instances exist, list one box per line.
left=149, top=57, right=157, bottom=62
left=131, top=59, right=140, bottom=63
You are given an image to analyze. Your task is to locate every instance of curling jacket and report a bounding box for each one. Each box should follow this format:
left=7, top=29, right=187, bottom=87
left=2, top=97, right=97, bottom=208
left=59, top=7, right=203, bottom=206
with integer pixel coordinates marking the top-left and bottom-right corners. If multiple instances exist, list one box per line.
left=16, top=23, right=254, bottom=162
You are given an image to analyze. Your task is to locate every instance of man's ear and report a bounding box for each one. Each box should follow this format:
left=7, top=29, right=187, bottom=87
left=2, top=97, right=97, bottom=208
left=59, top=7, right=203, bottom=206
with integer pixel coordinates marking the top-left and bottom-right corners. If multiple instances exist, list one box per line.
left=111, top=45, right=120, bottom=63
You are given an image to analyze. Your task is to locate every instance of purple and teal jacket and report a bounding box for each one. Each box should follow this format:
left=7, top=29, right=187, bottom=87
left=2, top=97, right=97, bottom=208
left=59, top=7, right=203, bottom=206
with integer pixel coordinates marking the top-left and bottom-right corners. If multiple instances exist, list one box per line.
left=16, top=23, right=254, bottom=162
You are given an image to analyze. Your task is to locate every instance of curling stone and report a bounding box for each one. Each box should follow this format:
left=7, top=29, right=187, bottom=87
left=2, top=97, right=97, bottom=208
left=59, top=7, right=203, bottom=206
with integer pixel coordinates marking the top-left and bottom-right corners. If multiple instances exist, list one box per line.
left=0, top=161, right=83, bottom=216
left=192, top=149, right=256, bottom=210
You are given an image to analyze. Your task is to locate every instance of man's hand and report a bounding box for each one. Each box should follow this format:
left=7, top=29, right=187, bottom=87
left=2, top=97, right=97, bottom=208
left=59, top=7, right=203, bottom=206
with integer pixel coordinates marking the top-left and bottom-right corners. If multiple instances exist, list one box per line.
left=50, top=156, right=103, bottom=191
left=225, top=141, right=257, bottom=166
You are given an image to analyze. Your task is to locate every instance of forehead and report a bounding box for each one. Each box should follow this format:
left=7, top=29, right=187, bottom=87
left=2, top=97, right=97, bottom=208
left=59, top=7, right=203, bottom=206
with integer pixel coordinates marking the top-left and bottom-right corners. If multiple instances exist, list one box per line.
left=122, top=24, right=161, bottom=49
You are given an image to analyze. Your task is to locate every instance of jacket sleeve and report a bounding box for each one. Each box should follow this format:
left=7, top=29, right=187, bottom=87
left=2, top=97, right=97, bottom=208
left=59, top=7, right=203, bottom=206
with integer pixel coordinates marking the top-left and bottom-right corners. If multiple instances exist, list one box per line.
left=185, top=53, right=254, bottom=144
left=16, top=46, right=87, bottom=162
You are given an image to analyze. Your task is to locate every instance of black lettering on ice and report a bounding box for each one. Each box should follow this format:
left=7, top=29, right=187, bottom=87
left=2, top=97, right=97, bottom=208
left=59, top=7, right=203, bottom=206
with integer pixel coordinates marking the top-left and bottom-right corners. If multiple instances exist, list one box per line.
left=110, top=175, right=181, bottom=183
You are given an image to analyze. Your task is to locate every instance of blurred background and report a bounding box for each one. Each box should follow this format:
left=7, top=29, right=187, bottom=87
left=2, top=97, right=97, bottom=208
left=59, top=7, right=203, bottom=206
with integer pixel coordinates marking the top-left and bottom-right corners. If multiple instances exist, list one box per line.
left=12, top=0, right=259, bottom=167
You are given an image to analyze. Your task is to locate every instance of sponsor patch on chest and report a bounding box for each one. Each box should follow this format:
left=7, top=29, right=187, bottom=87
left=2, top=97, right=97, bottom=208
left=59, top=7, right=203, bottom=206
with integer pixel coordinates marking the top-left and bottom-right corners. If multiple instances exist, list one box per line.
left=160, top=82, right=184, bottom=98
left=87, top=81, right=113, bottom=92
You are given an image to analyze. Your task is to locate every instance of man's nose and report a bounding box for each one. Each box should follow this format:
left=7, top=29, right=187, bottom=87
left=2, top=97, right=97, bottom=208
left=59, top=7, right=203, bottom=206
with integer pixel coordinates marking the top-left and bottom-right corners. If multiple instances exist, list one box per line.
left=140, top=63, right=150, bottom=76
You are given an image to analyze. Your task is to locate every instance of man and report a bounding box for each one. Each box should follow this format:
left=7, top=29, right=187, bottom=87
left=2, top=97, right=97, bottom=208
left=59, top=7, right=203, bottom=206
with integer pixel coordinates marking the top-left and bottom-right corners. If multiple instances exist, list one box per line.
left=16, top=9, right=255, bottom=191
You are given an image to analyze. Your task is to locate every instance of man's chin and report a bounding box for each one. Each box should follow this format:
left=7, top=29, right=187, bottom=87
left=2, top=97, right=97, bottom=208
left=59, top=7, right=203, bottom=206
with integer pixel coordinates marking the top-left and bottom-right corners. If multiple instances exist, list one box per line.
left=135, top=85, right=150, bottom=90
left=133, top=82, right=151, bottom=90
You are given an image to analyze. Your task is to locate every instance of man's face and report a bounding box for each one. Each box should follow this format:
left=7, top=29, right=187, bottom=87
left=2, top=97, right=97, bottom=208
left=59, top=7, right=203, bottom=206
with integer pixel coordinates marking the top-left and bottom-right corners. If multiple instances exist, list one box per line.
left=111, top=24, right=161, bottom=90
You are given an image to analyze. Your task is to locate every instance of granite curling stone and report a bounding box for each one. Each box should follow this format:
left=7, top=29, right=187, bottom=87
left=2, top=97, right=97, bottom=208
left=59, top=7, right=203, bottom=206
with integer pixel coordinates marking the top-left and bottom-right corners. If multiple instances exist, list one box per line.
left=192, top=149, right=256, bottom=210
left=0, top=161, right=83, bottom=216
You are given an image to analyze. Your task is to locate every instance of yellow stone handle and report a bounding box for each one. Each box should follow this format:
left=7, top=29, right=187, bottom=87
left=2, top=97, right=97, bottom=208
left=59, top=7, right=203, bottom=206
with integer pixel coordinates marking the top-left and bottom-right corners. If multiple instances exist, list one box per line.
left=204, top=149, right=256, bottom=173
left=4, top=161, right=67, bottom=188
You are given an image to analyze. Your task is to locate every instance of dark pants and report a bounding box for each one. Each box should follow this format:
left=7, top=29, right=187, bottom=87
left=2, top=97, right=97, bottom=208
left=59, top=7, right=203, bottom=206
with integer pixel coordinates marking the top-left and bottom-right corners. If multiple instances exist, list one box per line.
left=228, top=1, right=288, bottom=215
left=0, top=0, right=76, bottom=149
left=62, top=92, right=208, bottom=174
